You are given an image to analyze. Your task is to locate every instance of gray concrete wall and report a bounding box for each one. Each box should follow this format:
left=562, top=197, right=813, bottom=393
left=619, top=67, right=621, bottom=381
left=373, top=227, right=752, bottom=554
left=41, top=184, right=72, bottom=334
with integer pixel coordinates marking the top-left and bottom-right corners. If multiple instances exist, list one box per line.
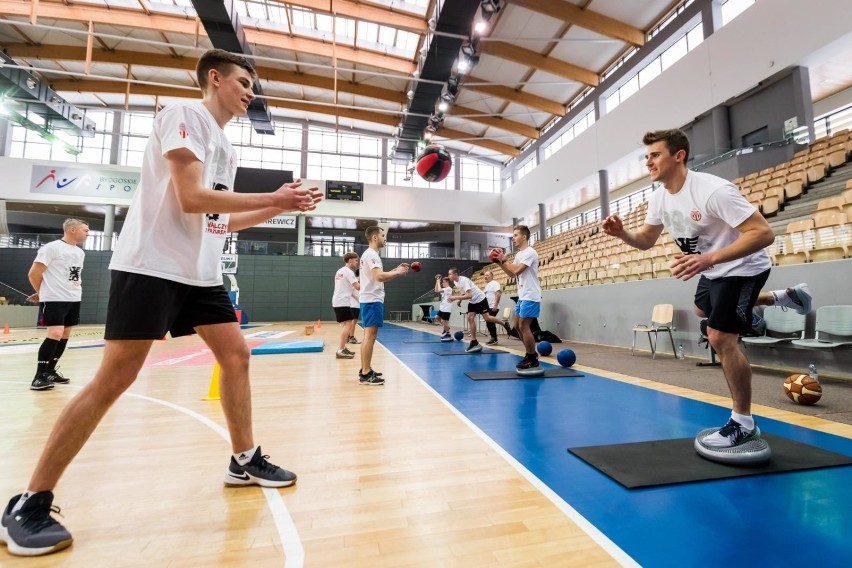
left=537, top=260, right=852, bottom=378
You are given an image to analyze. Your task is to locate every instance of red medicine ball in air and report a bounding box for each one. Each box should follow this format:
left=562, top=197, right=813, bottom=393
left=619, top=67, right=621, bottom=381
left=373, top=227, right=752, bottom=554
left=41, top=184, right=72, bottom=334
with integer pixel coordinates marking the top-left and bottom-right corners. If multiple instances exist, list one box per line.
left=415, top=144, right=452, bottom=182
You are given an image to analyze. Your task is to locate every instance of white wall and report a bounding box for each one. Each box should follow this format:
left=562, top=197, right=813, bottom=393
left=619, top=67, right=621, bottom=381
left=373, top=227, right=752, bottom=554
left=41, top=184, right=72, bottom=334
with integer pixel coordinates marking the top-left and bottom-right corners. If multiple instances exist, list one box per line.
left=0, top=157, right=503, bottom=227
left=502, top=0, right=852, bottom=223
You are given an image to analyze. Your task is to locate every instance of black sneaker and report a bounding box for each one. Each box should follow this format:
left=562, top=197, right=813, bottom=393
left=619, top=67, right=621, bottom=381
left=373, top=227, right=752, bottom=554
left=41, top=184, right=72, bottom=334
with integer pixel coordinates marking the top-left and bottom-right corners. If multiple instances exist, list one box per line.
left=0, top=492, right=73, bottom=556
left=485, top=339, right=498, bottom=346
left=465, top=341, right=483, bottom=353
left=336, top=349, right=355, bottom=359
left=224, top=447, right=297, bottom=488
left=358, top=370, right=385, bottom=386
left=47, top=370, right=70, bottom=384
left=30, top=373, right=54, bottom=391
left=516, top=356, right=544, bottom=376
left=440, top=332, right=453, bottom=342
left=342, top=348, right=356, bottom=356
left=348, top=336, right=361, bottom=345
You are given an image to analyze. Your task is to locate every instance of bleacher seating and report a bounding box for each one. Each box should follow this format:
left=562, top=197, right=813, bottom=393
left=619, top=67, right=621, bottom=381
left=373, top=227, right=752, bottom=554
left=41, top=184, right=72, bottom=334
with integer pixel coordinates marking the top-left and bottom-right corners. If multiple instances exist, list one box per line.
left=471, top=132, right=852, bottom=288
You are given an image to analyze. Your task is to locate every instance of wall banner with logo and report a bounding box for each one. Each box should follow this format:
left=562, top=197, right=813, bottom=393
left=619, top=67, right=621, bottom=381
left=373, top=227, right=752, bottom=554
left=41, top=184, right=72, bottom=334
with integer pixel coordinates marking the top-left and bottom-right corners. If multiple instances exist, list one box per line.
left=30, top=165, right=141, bottom=198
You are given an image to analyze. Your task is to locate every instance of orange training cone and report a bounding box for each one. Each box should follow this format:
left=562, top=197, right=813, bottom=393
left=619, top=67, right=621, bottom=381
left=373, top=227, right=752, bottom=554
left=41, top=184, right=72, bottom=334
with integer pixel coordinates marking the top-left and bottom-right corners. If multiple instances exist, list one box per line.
left=202, top=363, right=221, bottom=401
left=3, top=324, right=9, bottom=335
left=316, top=319, right=322, bottom=329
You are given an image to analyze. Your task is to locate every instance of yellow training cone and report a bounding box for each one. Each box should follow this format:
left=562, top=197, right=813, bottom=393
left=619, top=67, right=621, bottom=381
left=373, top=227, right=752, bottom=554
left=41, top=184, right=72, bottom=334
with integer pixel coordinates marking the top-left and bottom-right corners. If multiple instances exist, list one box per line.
left=203, top=363, right=221, bottom=401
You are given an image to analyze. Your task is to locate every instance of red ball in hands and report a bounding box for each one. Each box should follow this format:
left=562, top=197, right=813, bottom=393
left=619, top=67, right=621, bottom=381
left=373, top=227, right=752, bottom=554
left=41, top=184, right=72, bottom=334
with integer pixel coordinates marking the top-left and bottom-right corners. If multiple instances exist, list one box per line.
left=410, top=261, right=422, bottom=272
left=489, top=248, right=502, bottom=263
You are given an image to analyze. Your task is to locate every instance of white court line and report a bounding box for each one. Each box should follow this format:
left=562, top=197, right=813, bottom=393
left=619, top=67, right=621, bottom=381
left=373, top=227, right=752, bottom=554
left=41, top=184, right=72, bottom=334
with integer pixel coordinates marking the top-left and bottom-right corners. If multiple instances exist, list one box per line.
left=0, top=381, right=303, bottom=568
left=382, top=347, right=641, bottom=568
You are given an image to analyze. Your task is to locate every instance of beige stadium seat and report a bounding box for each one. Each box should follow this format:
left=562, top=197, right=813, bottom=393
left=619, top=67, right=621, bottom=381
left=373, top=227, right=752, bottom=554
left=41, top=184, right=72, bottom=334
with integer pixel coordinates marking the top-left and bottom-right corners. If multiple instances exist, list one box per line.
left=751, top=181, right=769, bottom=194
left=807, top=160, right=828, bottom=183
left=653, top=261, right=672, bottom=278
left=809, top=245, right=847, bottom=263
left=760, top=196, right=780, bottom=217
left=828, top=143, right=848, bottom=167
left=784, top=175, right=805, bottom=201
left=817, top=196, right=846, bottom=212
left=776, top=250, right=810, bottom=265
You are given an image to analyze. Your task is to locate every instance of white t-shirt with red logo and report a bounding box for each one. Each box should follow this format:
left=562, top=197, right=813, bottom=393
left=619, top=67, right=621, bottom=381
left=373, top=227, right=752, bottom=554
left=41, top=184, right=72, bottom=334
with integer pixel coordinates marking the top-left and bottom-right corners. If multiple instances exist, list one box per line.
left=514, top=247, right=541, bottom=302
left=645, top=170, right=771, bottom=279
left=359, top=248, right=384, bottom=303
left=332, top=266, right=358, bottom=307
left=110, top=101, right=236, bottom=286
left=34, top=239, right=85, bottom=302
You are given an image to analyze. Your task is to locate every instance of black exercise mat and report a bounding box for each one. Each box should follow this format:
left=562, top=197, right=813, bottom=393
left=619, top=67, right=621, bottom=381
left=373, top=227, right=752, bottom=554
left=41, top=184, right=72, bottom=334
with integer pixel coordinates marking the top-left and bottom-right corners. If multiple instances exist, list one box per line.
left=434, top=348, right=509, bottom=356
left=465, top=368, right=584, bottom=380
left=568, top=434, right=852, bottom=489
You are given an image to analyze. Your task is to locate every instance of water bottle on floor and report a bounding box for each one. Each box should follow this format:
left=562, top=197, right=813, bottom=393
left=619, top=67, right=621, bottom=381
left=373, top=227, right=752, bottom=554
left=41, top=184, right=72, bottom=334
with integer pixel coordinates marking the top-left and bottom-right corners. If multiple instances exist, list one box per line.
left=677, top=344, right=685, bottom=360
left=808, top=361, right=818, bottom=381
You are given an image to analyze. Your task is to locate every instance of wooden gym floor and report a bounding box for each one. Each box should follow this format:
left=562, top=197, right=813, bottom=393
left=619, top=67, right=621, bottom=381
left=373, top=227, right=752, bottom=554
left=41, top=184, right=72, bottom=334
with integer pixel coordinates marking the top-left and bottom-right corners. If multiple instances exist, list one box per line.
left=1, top=321, right=851, bottom=567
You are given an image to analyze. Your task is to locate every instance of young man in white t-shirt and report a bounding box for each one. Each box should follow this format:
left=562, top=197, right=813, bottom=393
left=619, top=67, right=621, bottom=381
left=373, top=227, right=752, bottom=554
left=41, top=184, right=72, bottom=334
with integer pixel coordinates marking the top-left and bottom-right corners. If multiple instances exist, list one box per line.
left=603, top=128, right=812, bottom=458
left=27, top=218, right=90, bottom=391
left=358, top=225, right=409, bottom=385
left=448, top=268, right=508, bottom=354
left=482, top=270, right=503, bottom=346
left=1, top=50, right=324, bottom=557
left=332, top=252, right=360, bottom=359
left=493, top=226, right=543, bottom=375
left=434, top=275, right=454, bottom=341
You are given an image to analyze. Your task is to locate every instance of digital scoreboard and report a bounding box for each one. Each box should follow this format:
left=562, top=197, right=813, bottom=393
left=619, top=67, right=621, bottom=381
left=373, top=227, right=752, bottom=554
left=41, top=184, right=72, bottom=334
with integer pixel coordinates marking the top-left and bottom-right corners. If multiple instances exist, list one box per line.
left=325, top=180, right=364, bottom=202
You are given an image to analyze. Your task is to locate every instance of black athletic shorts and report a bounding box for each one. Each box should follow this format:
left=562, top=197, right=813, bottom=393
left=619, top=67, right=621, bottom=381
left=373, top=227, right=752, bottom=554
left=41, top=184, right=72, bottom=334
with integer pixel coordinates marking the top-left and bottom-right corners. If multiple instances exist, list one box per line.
left=467, top=298, right=491, bottom=315
left=694, top=269, right=770, bottom=335
left=350, top=307, right=360, bottom=320
left=437, top=310, right=451, bottom=321
left=39, top=302, right=81, bottom=327
left=333, top=306, right=355, bottom=323
left=104, top=271, right=237, bottom=340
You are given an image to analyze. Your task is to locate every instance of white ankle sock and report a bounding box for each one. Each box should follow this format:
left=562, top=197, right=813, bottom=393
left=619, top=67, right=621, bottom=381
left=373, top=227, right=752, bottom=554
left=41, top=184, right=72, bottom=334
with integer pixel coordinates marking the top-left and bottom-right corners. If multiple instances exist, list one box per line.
left=732, top=412, right=755, bottom=431
left=11, top=490, right=32, bottom=514
left=234, top=446, right=258, bottom=466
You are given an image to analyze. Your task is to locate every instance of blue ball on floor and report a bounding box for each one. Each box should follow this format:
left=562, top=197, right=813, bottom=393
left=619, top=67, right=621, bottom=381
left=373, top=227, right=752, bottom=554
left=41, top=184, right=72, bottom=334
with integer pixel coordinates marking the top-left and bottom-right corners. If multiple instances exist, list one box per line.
left=557, top=348, right=576, bottom=367
left=536, top=340, right=552, bottom=356
left=454, top=330, right=464, bottom=341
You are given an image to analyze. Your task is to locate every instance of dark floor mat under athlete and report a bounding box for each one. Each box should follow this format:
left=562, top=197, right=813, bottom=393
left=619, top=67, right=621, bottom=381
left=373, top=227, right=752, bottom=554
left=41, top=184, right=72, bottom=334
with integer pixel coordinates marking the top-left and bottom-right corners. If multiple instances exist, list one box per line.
left=465, top=368, right=584, bottom=380
left=568, top=434, right=852, bottom=489
left=434, top=348, right=509, bottom=356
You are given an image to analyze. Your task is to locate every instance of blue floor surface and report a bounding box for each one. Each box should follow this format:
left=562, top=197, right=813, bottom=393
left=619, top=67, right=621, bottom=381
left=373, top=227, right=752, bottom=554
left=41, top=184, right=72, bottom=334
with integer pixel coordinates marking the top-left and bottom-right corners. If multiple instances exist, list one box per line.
left=380, top=324, right=852, bottom=567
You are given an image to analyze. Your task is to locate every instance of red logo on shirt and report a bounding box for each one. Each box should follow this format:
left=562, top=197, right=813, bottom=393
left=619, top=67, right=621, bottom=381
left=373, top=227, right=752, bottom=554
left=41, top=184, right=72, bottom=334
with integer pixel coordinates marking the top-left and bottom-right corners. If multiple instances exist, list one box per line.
left=690, top=209, right=702, bottom=221
left=178, top=123, right=187, bottom=139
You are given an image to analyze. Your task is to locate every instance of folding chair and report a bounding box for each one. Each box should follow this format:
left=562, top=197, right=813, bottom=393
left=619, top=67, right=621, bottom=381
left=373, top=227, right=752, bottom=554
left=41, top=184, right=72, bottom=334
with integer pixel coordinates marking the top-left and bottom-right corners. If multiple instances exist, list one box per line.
left=632, top=303, right=675, bottom=359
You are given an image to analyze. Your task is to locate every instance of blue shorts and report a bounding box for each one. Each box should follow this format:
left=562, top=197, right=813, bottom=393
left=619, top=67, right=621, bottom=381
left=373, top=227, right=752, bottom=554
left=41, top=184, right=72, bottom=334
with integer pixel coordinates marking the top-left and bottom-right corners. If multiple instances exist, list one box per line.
left=516, top=300, right=540, bottom=319
left=360, top=302, right=384, bottom=328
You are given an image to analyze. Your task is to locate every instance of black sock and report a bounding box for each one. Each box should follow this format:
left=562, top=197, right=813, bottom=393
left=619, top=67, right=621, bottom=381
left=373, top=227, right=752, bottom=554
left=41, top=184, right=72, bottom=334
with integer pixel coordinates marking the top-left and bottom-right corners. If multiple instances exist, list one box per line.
left=526, top=352, right=538, bottom=359
left=37, top=338, right=59, bottom=374
left=50, top=338, right=68, bottom=370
